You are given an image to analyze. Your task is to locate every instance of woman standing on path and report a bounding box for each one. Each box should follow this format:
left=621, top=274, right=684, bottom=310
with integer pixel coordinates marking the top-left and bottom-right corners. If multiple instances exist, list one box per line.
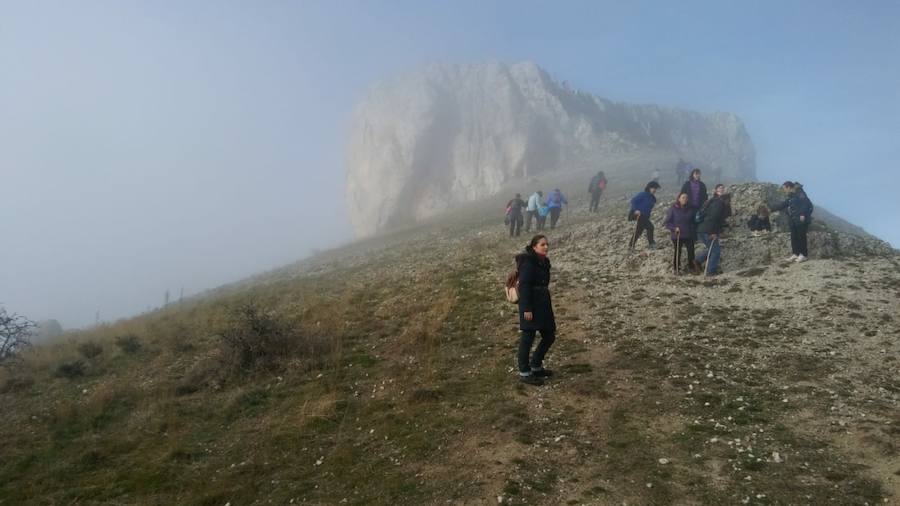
left=515, top=235, right=556, bottom=386
left=664, top=192, right=696, bottom=274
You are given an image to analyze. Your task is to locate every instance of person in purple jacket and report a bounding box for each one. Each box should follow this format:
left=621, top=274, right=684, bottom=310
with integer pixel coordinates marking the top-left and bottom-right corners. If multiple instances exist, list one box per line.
left=680, top=168, right=709, bottom=212
left=663, top=192, right=696, bottom=274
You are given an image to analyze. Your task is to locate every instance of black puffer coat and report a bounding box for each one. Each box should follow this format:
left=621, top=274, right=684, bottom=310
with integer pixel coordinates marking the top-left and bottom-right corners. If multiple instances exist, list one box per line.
left=515, top=247, right=556, bottom=331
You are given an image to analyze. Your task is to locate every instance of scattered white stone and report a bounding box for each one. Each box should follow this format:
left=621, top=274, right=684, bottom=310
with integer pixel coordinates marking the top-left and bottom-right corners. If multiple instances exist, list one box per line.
left=658, top=458, right=670, bottom=465
left=315, top=457, right=324, bottom=466
left=497, top=495, right=504, bottom=504
left=646, top=482, right=653, bottom=488
left=772, top=452, right=783, bottom=463
left=554, top=435, right=565, bottom=442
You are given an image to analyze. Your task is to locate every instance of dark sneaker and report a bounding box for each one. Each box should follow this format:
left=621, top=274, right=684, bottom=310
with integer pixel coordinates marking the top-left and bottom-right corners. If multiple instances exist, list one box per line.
left=531, top=369, right=554, bottom=378
left=647, top=242, right=657, bottom=249
left=519, top=375, right=544, bottom=386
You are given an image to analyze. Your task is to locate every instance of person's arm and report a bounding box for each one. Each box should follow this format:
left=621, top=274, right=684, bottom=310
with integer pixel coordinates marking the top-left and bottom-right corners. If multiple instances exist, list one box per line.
left=518, top=260, right=535, bottom=318
left=663, top=208, right=676, bottom=231
left=770, top=199, right=789, bottom=213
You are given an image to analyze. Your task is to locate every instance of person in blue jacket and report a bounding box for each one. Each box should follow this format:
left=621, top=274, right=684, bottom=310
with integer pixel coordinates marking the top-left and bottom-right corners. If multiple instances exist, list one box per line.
left=545, top=188, right=569, bottom=229
left=628, top=181, right=660, bottom=250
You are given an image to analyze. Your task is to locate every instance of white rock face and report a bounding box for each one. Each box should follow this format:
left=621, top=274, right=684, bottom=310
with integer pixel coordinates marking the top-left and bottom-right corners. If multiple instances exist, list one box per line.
left=346, top=62, right=756, bottom=237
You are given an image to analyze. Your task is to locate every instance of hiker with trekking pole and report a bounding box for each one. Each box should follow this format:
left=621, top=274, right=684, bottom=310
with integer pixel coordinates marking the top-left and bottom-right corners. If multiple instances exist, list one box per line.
left=588, top=171, right=607, bottom=212
left=627, top=181, right=660, bottom=250
left=693, top=193, right=731, bottom=276
left=664, top=192, right=697, bottom=274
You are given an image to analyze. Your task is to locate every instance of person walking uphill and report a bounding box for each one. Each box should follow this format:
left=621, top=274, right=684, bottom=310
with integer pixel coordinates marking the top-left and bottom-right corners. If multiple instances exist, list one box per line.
left=628, top=181, right=660, bottom=250
left=694, top=193, right=731, bottom=276
left=664, top=192, right=696, bottom=273
left=525, top=190, right=543, bottom=232
left=506, top=193, right=526, bottom=237
left=546, top=188, right=568, bottom=229
left=588, top=171, right=607, bottom=212
left=515, top=235, right=556, bottom=386
left=771, top=181, right=814, bottom=262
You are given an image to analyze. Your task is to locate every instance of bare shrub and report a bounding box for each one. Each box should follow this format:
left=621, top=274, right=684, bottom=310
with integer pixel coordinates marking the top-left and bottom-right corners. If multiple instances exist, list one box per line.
left=55, top=360, right=86, bottom=379
left=78, top=342, right=104, bottom=360
left=218, top=302, right=334, bottom=374
left=0, top=308, right=35, bottom=367
left=114, top=335, right=142, bottom=354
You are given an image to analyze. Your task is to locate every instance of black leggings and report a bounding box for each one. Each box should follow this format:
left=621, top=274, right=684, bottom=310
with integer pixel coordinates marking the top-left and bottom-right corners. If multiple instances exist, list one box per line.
left=589, top=191, right=602, bottom=212
left=672, top=238, right=695, bottom=271
left=518, top=329, right=556, bottom=373
left=629, top=215, right=654, bottom=248
left=790, top=222, right=809, bottom=256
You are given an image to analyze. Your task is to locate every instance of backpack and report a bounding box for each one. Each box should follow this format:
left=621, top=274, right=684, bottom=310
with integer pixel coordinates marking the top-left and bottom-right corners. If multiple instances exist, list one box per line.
left=598, top=179, right=606, bottom=190
left=538, top=205, right=550, bottom=217
left=504, top=270, right=519, bottom=304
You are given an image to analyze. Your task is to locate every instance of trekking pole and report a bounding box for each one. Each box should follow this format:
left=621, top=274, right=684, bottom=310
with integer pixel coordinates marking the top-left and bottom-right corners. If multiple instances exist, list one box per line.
left=629, top=213, right=640, bottom=250
left=705, top=238, right=718, bottom=276
left=674, top=229, right=681, bottom=275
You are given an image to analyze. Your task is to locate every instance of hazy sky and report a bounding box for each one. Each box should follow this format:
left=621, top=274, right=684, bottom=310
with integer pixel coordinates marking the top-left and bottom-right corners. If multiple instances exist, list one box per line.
left=2, top=1, right=898, bottom=328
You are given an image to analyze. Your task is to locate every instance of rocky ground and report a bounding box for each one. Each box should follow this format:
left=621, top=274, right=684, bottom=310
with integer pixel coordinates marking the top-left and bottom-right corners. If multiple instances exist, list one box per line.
left=2, top=181, right=897, bottom=505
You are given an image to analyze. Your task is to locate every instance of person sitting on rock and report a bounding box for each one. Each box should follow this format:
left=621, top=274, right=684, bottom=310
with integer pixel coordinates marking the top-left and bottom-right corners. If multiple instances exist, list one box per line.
left=506, top=193, right=527, bottom=237
left=525, top=190, right=543, bottom=232
left=588, top=172, right=607, bottom=212
left=515, top=234, right=557, bottom=386
left=747, top=205, right=772, bottom=236
left=771, top=181, right=814, bottom=263
left=694, top=193, right=731, bottom=276
left=664, top=192, right=697, bottom=274
left=628, top=181, right=660, bottom=250
left=545, top=188, right=568, bottom=229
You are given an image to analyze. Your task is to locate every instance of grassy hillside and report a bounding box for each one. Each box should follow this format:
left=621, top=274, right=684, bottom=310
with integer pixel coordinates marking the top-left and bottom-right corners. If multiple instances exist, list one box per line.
left=2, top=179, right=898, bottom=505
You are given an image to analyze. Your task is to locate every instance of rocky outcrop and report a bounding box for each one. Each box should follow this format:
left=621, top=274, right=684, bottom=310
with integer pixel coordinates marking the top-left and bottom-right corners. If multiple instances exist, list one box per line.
left=346, top=62, right=756, bottom=237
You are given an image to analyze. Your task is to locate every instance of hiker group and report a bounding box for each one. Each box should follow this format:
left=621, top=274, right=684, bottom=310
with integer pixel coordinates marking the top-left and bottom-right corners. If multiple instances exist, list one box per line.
left=505, top=188, right=571, bottom=237
left=507, top=163, right=815, bottom=385
left=628, top=167, right=814, bottom=275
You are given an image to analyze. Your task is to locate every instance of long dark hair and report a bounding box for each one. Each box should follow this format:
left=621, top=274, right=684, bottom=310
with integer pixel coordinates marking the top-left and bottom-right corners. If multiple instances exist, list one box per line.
left=528, top=234, right=547, bottom=249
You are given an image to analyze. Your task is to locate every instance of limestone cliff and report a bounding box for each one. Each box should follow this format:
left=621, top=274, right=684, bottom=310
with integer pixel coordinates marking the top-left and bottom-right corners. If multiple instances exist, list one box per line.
left=346, top=62, right=756, bottom=237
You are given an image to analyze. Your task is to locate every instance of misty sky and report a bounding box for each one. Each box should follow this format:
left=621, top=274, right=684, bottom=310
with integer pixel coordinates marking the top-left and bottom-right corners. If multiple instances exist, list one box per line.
left=2, top=1, right=898, bottom=328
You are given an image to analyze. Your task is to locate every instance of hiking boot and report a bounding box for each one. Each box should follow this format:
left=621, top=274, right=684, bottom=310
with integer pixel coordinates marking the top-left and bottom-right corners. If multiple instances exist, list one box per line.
left=519, top=374, right=544, bottom=386
left=795, top=254, right=808, bottom=263
left=531, top=369, right=554, bottom=378
left=647, top=242, right=657, bottom=249
left=786, top=254, right=798, bottom=261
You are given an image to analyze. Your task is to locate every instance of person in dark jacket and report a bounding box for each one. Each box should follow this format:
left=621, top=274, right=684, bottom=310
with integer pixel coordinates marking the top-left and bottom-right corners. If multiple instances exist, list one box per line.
left=771, top=181, right=814, bottom=262
left=506, top=194, right=527, bottom=237
left=588, top=171, right=607, bottom=212
left=694, top=193, right=731, bottom=276
left=663, top=192, right=696, bottom=273
left=515, top=235, right=556, bottom=386
left=680, top=168, right=709, bottom=212
left=747, top=205, right=772, bottom=235
left=628, top=181, right=660, bottom=250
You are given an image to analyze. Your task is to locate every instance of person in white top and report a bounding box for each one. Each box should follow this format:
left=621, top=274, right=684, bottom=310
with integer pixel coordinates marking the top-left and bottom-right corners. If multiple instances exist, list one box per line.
left=525, top=191, right=543, bottom=232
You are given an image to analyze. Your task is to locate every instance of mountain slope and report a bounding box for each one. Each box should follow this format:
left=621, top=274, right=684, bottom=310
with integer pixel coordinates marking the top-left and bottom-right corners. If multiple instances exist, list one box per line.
left=1, top=181, right=898, bottom=505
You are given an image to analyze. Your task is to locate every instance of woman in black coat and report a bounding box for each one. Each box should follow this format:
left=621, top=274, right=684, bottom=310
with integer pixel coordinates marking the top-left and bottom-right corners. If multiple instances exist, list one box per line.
left=515, top=234, right=556, bottom=386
